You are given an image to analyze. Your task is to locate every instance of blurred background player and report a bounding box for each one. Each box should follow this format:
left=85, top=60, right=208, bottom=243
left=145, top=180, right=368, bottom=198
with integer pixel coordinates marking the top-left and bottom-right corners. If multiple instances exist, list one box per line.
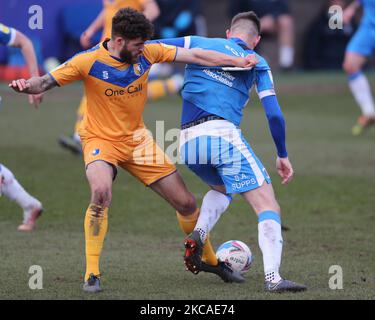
left=156, top=11, right=307, bottom=292
left=229, top=0, right=295, bottom=70
left=343, top=0, right=375, bottom=135
left=0, top=23, right=43, bottom=231
left=303, top=0, right=356, bottom=70
left=9, top=8, right=255, bottom=292
left=58, top=0, right=182, bottom=155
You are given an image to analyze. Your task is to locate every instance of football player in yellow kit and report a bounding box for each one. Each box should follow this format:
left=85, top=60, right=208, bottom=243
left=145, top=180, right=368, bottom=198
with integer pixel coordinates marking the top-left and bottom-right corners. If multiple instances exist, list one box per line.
left=59, top=0, right=180, bottom=154
left=9, top=8, right=256, bottom=292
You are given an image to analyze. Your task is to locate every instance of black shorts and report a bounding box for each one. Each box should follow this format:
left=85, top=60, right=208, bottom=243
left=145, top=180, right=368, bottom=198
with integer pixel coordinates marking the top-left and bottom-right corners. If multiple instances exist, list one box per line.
left=247, top=0, right=290, bottom=18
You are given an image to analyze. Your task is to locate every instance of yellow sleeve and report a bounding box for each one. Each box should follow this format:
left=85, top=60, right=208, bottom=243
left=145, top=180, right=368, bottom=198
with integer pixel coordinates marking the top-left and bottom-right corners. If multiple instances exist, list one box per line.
left=143, top=43, right=177, bottom=65
left=49, top=53, right=88, bottom=86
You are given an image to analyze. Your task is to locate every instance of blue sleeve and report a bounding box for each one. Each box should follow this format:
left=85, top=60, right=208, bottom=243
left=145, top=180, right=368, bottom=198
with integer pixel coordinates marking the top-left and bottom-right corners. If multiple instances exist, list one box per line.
left=0, top=23, right=16, bottom=46
left=261, top=95, right=288, bottom=158
left=146, top=37, right=187, bottom=48
left=256, top=69, right=275, bottom=98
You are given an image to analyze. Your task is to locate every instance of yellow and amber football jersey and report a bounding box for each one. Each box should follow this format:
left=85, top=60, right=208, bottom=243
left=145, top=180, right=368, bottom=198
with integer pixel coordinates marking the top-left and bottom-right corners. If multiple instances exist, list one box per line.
left=50, top=40, right=177, bottom=141
left=102, top=0, right=146, bottom=40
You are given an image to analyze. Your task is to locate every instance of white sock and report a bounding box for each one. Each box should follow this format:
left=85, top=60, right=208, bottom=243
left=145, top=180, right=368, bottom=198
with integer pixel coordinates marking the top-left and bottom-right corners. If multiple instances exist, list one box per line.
left=279, top=46, right=294, bottom=68
left=258, top=211, right=283, bottom=283
left=348, top=72, right=375, bottom=117
left=0, top=164, right=41, bottom=211
left=194, top=190, right=231, bottom=243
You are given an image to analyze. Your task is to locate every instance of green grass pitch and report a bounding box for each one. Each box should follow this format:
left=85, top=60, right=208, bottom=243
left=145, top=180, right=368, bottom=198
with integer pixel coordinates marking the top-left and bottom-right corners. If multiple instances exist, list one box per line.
left=0, top=72, right=374, bottom=299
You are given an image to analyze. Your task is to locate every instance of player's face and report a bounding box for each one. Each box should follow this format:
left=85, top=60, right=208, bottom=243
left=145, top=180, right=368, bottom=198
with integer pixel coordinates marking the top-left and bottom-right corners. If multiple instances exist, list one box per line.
left=119, top=38, right=145, bottom=64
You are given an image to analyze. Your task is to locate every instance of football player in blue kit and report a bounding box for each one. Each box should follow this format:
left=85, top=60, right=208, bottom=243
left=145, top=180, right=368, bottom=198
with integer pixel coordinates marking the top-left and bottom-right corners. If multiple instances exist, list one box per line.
left=153, top=11, right=307, bottom=292
left=343, top=0, right=375, bottom=135
left=0, top=23, right=43, bottom=231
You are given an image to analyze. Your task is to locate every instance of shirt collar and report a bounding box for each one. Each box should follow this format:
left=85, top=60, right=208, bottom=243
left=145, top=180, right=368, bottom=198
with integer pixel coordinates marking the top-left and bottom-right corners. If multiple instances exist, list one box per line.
left=229, top=37, right=254, bottom=53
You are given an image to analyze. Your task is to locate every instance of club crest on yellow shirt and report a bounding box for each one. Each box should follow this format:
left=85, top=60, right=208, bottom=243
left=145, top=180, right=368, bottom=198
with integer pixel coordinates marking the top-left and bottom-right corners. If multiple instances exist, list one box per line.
left=133, top=63, right=144, bottom=77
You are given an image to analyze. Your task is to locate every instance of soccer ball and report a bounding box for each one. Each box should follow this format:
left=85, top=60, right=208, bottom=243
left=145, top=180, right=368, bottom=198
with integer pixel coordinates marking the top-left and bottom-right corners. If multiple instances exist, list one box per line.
left=216, top=240, right=252, bottom=274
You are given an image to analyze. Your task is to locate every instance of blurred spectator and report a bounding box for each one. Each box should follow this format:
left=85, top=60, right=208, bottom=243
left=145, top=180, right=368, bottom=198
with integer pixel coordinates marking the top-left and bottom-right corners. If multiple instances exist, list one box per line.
left=59, top=0, right=161, bottom=156
left=229, top=0, right=295, bottom=70
left=154, top=0, right=206, bottom=39
left=304, top=0, right=356, bottom=70
left=147, top=0, right=207, bottom=98
left=80, top=0, right=160, bottom=49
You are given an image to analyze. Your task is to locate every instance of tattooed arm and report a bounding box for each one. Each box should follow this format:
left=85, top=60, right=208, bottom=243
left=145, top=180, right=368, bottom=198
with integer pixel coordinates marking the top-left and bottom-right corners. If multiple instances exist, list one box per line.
left=9, top=73, right=58, bottom=95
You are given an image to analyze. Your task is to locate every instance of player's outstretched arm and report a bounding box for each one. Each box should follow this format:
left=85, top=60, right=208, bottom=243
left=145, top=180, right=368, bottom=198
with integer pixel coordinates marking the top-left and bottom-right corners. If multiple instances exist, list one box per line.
left=11, top=30, right=43, bottom=107
left=174, top=47, right=257, bottom=68
left=80, top=9, right=105, bottom=48
left=343, top=0, right=361, bottom=25
left=9, top=74, right=57, bottom=95
left=12, top=31, right=38, bottom=78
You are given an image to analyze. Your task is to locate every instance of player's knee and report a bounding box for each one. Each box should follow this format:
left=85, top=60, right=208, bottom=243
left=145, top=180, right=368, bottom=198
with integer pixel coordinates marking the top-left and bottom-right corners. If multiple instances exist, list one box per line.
left=175, top=193, right=197, bottom=215
left=0, top=165, right=14, bottom=184
left=91, top=185, right=112, bottom=207
left=343, top=60, right=360, bottom=75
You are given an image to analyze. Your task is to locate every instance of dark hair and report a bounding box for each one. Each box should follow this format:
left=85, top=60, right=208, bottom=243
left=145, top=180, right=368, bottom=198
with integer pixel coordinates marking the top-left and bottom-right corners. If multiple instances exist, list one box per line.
left=112, top=7, right=154, bottom=40
left=230, top=11, right=261, bottom=35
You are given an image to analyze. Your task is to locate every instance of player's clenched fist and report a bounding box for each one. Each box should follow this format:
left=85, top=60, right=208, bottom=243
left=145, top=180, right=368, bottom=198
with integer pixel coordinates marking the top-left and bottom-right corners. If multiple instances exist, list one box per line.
left=9, top=79, right=30, bottom=92
left=245, top=54, right=258, bottom=68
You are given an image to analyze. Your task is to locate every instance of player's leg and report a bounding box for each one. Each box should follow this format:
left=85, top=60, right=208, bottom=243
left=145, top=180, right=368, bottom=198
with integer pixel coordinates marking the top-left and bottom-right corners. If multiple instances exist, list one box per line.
left=149, top=171, right=219, bottom=265
left=0, top=163, right=42, bottom=231
left=184, top=184, right=246, bottom=282
left=274, top=0, right=294, bottom=69
left=58, top=94, right=86, bottom=155
left=150, top=172, right=244, bottom=282
left=176, top=129, right=247, bottom=282
left=204, top=126, right=305, bottom=290
left=193, top=185, right=230, bottom=245
left=125, top=131, right=220, bottom=268
left=277, top=14, right=295, bottom=69
left=149, top=170, right=196, bottom=214
left=241, top=182, right=282, bottom=282
left=73, top=96, right=85, bottom=143
left=83, top=160, right=114, bottom=292
left=343, top=27, right=375, bottom=135
left=241, top=182, right=306, bottom=292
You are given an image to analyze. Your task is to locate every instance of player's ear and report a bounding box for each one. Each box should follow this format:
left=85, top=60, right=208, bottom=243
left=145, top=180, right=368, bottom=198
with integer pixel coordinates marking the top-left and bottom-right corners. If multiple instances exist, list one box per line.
left=226, top=29, right=231, bottom=39
left=113, top=36, right=124, bottom=46
left=253, top=35, right=261, bottom=48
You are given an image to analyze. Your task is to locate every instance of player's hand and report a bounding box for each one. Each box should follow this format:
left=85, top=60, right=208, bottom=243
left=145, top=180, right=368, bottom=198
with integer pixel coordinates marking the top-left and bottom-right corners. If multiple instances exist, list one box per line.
left=235, top=54, right=258, bottom=69
left=276, top=156, right=294, bottom=185
left=80, top=31, right=92, bottom=49
left=244, top=54, right=258, bottom=68
left=9, top=79, right=30, bottom=92
left=28, top=93, right=43, bottom=108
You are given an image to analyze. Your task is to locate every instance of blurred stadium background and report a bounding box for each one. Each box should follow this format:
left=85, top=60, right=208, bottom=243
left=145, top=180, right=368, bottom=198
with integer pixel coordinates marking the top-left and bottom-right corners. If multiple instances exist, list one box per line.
left=0, top=0, right=374, bottom=299
left=2, top=0, right=374, bottom=73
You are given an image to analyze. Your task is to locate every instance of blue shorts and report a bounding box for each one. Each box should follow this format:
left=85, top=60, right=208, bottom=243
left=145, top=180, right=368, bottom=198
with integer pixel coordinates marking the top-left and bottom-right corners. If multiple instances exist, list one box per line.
left=179, top=120, right=271, bottom=194
left=347, top=24, right=375, bottom=57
